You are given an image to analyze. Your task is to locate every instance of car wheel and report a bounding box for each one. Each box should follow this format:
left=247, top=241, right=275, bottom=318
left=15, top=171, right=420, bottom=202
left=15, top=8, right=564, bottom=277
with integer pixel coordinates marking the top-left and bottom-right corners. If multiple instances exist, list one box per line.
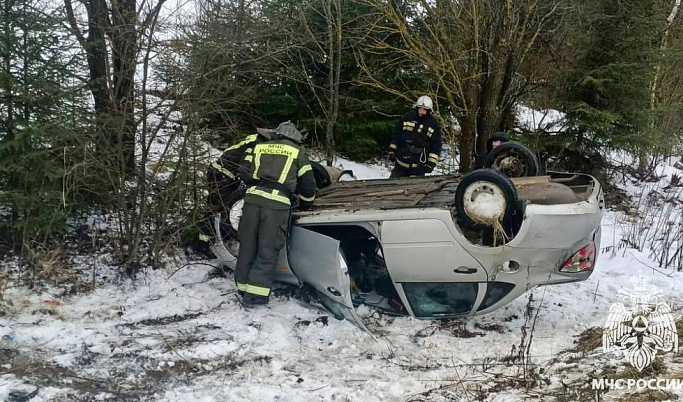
left=455, top=169, right=519, bottom=229
left=483, top=141, right=538, bottom=177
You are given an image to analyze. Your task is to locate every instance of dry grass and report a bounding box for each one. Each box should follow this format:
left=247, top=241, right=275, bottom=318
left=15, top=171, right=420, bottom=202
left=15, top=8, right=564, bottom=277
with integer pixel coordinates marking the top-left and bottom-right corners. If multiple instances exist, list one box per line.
left=0, top=272, right=7, bottom=302
left=570, top=327, right=604, bottom=356
left=548, top=327, right=603, bottom=366
left=618, top=182, right=683, bottom=270
left=617, top=390, right=677, bottom=402
left=436, top=319, right=485, bottom=338
left=23, top=243, right=81, bottom=286
left=605, top=359, right=668, bottom=380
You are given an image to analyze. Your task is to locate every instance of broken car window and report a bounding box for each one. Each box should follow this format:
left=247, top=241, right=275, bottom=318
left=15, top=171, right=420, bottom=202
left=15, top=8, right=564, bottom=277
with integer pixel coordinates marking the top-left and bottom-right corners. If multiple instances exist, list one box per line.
left=402, top=282, right=478, bottom=317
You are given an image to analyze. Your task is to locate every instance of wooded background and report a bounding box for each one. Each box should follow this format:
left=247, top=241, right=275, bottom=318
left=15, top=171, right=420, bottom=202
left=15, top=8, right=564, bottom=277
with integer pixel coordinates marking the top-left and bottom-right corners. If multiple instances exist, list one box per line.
left=1, top=0, right=682, bottom=271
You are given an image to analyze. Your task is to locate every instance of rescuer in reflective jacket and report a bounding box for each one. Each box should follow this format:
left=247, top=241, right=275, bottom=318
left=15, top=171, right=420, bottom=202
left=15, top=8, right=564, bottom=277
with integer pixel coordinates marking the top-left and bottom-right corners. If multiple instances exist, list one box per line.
left=388, top=95, right=442, bottom=178
left=235, top=121, right=316, bottom=306
left=197, top=130, right=273, bottom=247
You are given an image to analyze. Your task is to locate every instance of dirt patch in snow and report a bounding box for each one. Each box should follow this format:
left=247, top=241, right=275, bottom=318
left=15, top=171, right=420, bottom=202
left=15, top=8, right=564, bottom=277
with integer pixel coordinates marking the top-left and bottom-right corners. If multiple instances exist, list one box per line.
left=118, top=312, right=204, bottom=328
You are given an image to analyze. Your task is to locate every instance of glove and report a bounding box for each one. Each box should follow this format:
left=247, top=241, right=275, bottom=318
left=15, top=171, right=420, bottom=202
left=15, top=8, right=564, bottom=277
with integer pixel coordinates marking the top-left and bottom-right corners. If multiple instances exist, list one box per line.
left=425, top=161, right=436, bottom=173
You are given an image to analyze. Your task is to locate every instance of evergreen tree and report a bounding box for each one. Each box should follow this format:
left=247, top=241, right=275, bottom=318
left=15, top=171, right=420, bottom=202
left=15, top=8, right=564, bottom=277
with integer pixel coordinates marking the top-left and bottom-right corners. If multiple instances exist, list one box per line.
left=0, top=0, right=88, bottom=246
left=563, top=0, right=666, bottom=149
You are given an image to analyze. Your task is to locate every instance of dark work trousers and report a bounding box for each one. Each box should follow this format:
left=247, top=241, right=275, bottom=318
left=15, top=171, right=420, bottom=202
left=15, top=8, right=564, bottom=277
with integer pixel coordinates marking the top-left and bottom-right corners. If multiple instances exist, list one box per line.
left=234, top=201, right=290, bottom=297
left=390, top=164, right=426, bottom=178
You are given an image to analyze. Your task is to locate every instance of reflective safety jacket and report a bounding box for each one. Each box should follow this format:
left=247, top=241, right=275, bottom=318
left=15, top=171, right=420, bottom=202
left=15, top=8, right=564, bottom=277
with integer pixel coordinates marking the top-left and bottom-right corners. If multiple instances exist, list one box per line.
left=241, top=138, right=316, bottom=210
left=211, top=134, right=264, bottom=180
left=207, top=133, right=267, bottom=213
left=389, top=110, right=442, bottom=170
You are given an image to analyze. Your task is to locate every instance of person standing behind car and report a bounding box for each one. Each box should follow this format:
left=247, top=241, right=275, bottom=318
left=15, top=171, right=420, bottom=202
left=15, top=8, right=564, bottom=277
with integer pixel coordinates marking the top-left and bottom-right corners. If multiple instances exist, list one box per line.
left=388, top=95, right=442, bottom=177
left=235, top=121, right=316, bottom=307
left=473, top=132, right=510, bottom=169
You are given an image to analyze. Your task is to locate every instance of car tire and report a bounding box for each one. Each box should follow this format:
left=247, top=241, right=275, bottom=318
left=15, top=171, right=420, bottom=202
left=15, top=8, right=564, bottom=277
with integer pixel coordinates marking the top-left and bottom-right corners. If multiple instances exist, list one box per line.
left=455, top=169, right=519, bottom=230
left=483, top=141, right=538, bottom=177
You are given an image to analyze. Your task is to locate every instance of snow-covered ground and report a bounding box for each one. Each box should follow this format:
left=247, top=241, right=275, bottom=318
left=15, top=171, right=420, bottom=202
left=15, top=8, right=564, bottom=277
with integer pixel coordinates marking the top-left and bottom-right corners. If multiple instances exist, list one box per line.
left=516, top=105, right=566, bottom=134
left=328, top=156, right=392, bottom=180
left=1, top=157, right=683, bottom=401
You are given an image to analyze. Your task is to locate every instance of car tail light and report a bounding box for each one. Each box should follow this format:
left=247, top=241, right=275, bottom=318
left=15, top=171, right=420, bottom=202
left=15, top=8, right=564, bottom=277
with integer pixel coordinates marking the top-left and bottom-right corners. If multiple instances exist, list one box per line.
left=561, top=243, right=595, bottom=273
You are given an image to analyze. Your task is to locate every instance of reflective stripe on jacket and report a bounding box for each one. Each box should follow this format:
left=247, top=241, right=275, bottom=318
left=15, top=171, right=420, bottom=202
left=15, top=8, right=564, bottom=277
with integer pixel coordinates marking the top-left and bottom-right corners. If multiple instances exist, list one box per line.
left=389, top=110, right=442, bottom=168
left=212, top=134, right=262, bottom=180
left=241, top=138, right=316, bottom=210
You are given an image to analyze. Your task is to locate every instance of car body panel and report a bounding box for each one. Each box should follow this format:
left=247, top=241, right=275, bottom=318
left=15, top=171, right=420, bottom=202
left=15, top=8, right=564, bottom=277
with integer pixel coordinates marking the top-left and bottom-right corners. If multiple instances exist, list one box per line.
left=212, top=223, right=301, bottom=286
left=273, top=246, right=299, bottom=286
left=381, top=219, right=487, bottom=283
left=287, top=226, right=370, bottom=332
left=212, top=172, right=605, bottom=323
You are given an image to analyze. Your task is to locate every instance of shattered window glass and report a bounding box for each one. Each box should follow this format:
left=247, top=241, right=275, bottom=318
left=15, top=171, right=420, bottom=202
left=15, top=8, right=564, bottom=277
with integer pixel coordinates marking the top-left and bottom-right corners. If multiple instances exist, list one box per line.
left=477, top=282, right=515, bottom=311
left=402, top=282, right=478, bottom=317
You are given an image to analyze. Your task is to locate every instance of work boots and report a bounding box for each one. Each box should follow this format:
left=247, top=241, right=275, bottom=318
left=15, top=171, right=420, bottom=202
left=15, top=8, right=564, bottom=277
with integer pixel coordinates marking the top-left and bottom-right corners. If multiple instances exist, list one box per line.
left=242, top=293, right=269, bottom=307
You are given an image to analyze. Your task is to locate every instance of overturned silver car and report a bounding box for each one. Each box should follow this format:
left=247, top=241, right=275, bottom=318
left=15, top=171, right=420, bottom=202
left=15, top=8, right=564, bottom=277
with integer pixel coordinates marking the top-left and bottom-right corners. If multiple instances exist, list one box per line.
left=211, top=168, right=604, bottom=329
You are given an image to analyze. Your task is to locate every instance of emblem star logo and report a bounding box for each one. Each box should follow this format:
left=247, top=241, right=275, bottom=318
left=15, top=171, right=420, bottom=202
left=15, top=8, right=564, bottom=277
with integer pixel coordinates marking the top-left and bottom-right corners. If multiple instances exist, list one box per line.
left=602, top=275, right=679, bottom=372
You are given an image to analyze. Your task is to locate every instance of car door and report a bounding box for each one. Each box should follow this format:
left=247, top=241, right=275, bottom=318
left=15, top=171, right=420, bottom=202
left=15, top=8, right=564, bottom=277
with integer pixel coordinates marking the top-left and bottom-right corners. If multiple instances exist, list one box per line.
left=287, top=226, right=371, bottom=334
left=381, top=218, right=488, bottom=318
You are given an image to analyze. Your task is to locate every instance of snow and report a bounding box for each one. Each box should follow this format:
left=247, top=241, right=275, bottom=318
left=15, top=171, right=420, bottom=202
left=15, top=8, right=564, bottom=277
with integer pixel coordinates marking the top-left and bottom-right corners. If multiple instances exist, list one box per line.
left=516, top=105, right=566, bottom=133
left=462, top=185, right=506, bottom=222
left=328, top=156, right=392, bottom=180
left=606, top=151, right=683, bottom=269
left=2, top=151, right=683, bottom=401
left=322, top=145, right=456, bottom=180
left=3, top=232, right=680, bottom=401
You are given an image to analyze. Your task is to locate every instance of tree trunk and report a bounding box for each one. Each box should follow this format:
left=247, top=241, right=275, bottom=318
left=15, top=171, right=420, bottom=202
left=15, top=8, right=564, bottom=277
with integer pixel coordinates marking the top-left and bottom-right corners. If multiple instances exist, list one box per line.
left=111, top=0, right=138, bottom=175
left=475, top=70, right=506, bottom=157
left=640, top=0, right=681, bottom=173
left=3, top=0, right=15, bottom=143
left=460, top=73, right=479, bottom=172
left=475, top=2, right=511, bottom=160
left=331, top=0, right=341, bottom=164
left=236, top=0, right=245, bottom=42
left=2, top=0, right=18, bottom=199
left=324, top=0, right=339, bottom=166
left=459, top=114, right=477, bottom=172
left=65, top=0, right=137, bottom=176
left=21, top=0, right=29, bottom=122
left=81, top=0, right=111, bottom=114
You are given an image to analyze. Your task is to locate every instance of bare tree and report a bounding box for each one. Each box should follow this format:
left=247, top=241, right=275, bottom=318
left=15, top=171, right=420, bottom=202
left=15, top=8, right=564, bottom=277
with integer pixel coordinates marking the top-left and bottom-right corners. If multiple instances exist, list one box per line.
left=640, top=0, right=683, bottom=172
left=64, top=0, right=167, bottom=175
left=358, top=0, right=561, bottom=171
left=323, top=0, right=342, bottom=165
left=285, top=0, right=343, bottom=164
